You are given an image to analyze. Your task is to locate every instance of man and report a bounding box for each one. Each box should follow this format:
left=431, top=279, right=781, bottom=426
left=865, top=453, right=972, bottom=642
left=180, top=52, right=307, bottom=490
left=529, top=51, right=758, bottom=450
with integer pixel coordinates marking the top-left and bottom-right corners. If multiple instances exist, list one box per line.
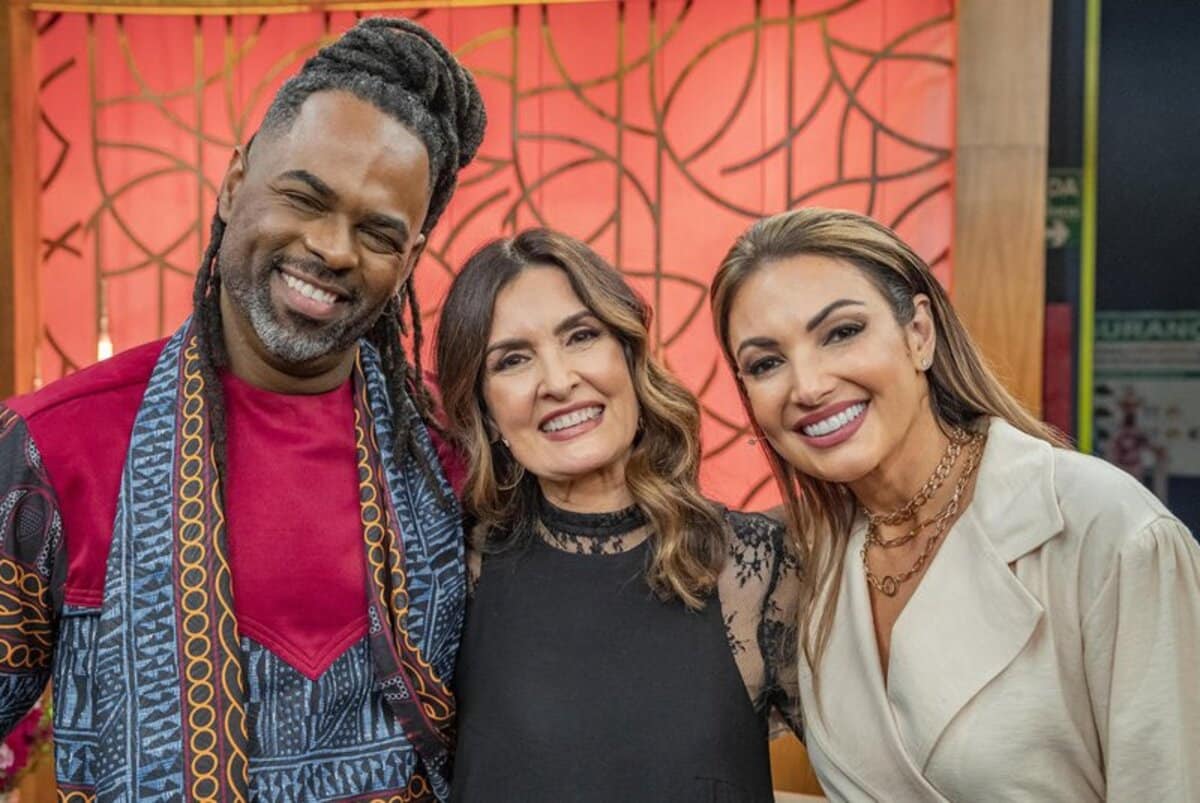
left=0, top=18, right=485, bottom=801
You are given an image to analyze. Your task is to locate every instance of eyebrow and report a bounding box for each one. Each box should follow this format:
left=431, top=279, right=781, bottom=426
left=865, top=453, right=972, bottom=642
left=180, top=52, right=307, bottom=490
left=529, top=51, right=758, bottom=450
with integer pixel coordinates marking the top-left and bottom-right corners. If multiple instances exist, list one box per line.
left=734, top=299, right=866, bottom=359
left=735, top=336, right=778, bottom=360
left=485, top=309, right=597, bottom=359
left=277, top=169, right=335, bottom=199
left=806, top=299, right=865, bottom=331
left=279, top=170, right=410, bottom=245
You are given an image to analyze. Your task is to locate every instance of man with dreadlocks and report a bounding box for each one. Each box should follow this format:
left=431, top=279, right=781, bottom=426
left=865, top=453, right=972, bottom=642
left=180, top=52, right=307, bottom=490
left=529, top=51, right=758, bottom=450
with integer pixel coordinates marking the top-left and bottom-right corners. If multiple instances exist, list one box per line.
left=0, top=17, right=485, bottom=801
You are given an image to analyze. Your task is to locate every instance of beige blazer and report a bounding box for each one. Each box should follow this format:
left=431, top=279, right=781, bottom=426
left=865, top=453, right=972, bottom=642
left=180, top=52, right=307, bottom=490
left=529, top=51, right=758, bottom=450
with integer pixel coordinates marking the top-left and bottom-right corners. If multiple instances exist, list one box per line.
left=800, top=418, right=1200, bottom=802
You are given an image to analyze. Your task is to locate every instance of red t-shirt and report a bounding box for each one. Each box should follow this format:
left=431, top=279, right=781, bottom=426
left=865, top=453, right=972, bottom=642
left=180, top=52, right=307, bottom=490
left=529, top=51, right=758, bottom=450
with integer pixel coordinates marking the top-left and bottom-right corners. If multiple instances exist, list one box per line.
left=7, top=340, right=461, bottom=679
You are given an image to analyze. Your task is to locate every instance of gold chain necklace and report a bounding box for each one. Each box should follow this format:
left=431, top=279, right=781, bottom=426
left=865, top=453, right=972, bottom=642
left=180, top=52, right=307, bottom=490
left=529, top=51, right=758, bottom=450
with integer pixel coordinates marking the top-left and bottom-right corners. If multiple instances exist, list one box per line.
left=866, top=431, right=971, bottom=550
left=861, top=431, right=986, bottom=597
left=863, top=427, right=973, bottom=527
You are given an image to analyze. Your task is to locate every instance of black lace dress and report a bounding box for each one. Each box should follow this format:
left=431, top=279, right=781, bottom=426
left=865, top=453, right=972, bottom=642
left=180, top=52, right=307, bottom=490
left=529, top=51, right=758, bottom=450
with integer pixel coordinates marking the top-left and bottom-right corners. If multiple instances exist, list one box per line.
left=450, top=496, right=802, bottom=803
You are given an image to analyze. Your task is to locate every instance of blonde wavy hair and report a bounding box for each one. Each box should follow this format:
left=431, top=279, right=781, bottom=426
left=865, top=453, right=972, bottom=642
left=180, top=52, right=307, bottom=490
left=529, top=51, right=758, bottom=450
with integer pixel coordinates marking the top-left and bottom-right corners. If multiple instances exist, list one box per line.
left=436, top=228, right=726, bottom=609
left=709, top=207, right=1065, bottom=682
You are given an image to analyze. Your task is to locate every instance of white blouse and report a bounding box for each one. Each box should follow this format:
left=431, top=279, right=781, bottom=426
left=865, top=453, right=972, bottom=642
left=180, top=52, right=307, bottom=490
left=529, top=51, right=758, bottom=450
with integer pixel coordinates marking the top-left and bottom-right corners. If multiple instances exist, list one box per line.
left=800, top=418, right=1200, bottom=802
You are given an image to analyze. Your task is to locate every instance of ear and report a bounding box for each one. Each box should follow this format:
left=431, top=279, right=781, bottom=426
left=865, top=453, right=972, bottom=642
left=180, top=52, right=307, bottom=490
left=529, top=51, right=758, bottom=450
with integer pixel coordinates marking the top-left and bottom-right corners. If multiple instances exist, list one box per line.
left=485, top=419, right=509, bottom=448
left=907, top=293, right=937, bottom=371
left=217, top=146, right=248, bottom=224
left=398, top=233, right=428, bottom=290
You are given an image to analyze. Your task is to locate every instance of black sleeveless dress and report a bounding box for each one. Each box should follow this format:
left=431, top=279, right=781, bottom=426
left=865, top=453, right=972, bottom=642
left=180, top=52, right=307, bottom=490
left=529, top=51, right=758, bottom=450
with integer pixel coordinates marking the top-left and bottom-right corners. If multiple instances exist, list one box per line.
left=451, top=499, right=798, bottom=803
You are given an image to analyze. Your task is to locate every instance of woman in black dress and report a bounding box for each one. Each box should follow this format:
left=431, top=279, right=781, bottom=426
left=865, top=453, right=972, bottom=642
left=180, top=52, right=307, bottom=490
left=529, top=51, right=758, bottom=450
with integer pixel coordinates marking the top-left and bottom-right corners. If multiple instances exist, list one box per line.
left=436, top=229, right=802, bottom=802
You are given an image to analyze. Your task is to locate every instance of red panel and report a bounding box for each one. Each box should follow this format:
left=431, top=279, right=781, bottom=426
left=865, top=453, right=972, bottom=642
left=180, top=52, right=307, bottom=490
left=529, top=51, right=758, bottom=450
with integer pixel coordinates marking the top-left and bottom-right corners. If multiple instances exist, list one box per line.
left=34, top=1, right=955, bottom=508
left=1043, top=302, right=1074, bottom=436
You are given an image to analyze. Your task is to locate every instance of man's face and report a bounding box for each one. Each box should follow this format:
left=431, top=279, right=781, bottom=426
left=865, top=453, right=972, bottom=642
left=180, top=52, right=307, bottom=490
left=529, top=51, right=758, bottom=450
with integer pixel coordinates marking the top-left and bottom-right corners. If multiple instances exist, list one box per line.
left=217, top=90, right=432, bottom=369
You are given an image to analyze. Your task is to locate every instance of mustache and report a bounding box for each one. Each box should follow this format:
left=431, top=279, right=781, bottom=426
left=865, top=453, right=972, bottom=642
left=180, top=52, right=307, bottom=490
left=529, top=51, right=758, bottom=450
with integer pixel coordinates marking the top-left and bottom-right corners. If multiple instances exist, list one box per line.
left=269, top=254, right=356, bottom=301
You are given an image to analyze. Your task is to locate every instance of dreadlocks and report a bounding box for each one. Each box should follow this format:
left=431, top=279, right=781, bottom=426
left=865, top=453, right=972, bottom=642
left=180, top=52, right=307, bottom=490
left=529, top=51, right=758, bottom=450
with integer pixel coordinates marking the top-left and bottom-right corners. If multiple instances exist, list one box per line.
left=191, top=17, right=486, bottom=495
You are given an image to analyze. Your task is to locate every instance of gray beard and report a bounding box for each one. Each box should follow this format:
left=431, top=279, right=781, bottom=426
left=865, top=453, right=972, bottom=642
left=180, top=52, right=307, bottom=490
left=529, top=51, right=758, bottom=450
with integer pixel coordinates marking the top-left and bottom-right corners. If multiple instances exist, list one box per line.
left=223, top=264, right=381, bottom=365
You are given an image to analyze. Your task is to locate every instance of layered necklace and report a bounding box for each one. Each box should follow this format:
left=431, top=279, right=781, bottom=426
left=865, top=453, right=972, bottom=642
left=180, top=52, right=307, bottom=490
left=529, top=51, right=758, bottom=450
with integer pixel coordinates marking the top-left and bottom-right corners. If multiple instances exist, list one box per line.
left=860, top=427, right=987, bottom=597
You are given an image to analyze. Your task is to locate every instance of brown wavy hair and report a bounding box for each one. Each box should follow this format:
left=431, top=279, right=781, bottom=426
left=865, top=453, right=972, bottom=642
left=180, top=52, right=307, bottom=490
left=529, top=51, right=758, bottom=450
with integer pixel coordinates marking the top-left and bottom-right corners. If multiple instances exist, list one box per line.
left=436, top=228, right=727, bottom=609
left=709, top=207, right=1065, bottom=682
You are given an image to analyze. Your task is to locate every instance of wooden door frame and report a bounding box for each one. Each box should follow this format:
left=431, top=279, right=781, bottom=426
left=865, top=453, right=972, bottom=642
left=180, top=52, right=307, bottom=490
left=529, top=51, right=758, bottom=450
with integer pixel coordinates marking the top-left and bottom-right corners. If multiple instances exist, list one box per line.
left=953, top=0, right=1053, bottom=415
left=0, top=0, right=39, bottom=399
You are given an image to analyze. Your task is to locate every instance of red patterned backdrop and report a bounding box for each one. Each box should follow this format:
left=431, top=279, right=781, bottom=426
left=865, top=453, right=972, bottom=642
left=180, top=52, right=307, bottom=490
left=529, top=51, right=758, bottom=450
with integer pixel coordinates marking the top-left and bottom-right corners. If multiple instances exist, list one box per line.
left=33, top=0, right=954, bottom=509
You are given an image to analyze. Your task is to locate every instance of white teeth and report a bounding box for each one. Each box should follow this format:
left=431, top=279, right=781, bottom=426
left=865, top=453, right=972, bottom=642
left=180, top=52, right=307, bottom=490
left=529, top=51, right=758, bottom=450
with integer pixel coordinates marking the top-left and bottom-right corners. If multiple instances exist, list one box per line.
left=283, top=273, right=338, bottom=305
left=541, top=406, right=603, bottom=433
left=801, top=403, right=866, bottom=437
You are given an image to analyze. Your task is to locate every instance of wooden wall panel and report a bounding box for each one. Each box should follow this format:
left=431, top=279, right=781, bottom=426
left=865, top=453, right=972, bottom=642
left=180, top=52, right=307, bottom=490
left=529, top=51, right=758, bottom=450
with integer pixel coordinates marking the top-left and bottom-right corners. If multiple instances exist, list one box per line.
left=0, top=0, right=40, bottom=399
left=954, top=0, right=1052, bottom=414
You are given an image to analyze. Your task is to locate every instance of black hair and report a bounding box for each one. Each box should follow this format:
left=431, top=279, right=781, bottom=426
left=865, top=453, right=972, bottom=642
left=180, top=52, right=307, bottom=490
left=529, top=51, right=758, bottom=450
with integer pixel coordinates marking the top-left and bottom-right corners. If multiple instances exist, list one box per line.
left=261, top=17, right=485, bottom=234
left=192, top=17, right=486, bottom=495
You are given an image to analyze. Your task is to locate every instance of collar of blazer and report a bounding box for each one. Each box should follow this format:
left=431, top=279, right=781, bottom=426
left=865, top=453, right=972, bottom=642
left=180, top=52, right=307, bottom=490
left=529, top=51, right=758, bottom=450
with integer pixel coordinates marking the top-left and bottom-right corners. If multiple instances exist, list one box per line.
left=803, top=418, right=1067, bottom=784
left=967, top=417, right=1066, bottom=563
left=880, top=418, right=1066, bottom=770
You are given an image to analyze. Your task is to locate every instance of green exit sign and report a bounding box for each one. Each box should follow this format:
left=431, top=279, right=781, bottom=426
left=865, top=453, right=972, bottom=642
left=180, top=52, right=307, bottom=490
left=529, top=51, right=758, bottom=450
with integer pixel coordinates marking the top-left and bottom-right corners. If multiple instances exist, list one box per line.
left=1047, top=167, right=1082, bottom=249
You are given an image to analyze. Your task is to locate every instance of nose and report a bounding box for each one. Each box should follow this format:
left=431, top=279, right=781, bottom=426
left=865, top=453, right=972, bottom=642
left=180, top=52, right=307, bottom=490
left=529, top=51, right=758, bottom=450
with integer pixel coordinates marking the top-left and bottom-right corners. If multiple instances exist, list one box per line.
left=538, top=349, right=580, bottom=400
left=303, top=215, right=358, bottom=272
left=787, top=357, right=836, bottom=409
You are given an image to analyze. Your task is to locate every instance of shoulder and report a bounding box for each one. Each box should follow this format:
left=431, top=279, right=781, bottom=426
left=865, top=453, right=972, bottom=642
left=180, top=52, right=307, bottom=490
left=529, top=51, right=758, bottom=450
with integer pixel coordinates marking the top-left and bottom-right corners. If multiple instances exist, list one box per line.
left=5, top=339, right=165, bottom=433
left=1, top=340, right=164, bottom=561
left=1053, top=451, right=1198, bottom=628
left=982, top=421, right=1195, bottom=621
left=0, top=407, right=42, bottom=483
left=981, top=418, right=1178, bottom=560
left=718, top=505, right=798, bottom=582
left=721, top=507, right=788, bottom=548
left=1049, top=444, right=1177, bottom=550
left=1040, top=443, right=1196, bottom=610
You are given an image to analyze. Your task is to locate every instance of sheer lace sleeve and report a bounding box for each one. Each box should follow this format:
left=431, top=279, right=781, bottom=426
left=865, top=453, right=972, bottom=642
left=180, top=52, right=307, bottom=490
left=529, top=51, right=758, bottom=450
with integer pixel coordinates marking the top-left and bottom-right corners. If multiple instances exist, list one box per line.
left=717, top=509, right=802, bottom=740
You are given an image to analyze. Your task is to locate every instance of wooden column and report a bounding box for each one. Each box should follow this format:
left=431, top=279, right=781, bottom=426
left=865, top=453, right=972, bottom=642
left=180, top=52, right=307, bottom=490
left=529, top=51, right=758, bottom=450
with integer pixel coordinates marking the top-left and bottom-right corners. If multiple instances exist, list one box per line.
left=953, top=0, right=1052, bottom=415
left=0, top=0, right=39, bottom=399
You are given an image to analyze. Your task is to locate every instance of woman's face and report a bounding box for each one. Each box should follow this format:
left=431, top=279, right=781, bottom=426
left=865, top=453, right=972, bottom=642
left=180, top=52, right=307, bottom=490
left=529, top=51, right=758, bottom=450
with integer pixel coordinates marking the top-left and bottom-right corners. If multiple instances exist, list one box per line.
left=725, top=254, right=934, bottom=485
left=482, top=265, right=640, bottom=488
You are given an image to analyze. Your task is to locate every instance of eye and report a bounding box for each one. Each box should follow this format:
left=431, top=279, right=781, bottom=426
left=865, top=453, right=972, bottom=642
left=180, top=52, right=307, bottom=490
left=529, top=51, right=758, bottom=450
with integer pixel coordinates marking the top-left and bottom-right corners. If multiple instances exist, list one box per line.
left=284, top=191, right=322, bottom=212
left=744, top=355, right=783, bottom=378
left=491, top=352, right=528, bottom=373
left=566, top=327, right=600, bottom=346
left=360, top=228, right=401, bottom=253
left=825, top=322, right=864, bottom=345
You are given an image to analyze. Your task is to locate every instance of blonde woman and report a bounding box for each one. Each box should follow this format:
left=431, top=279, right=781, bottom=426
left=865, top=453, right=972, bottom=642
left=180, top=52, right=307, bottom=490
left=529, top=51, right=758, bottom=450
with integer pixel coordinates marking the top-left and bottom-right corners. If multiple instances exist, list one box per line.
left=436, top=229, right=801, bottom=802
left=710, top=207, right=1200, bottom=801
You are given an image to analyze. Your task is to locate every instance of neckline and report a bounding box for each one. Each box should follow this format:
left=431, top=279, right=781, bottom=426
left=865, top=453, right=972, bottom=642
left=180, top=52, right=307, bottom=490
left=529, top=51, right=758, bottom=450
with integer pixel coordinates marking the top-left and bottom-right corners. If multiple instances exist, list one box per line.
left=221, top=368, right=352, bottom=401
left=536, top=494, right=647, bottom=539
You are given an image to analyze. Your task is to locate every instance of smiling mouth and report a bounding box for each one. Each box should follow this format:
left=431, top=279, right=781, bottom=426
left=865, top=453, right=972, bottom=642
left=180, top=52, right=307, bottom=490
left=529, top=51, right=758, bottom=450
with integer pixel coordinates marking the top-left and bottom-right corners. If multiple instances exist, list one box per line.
left=799, top=402, right=867, bottom=437
left=541, top=405, right=604, bottom=434
left=282, top=272, right=341, bottom=305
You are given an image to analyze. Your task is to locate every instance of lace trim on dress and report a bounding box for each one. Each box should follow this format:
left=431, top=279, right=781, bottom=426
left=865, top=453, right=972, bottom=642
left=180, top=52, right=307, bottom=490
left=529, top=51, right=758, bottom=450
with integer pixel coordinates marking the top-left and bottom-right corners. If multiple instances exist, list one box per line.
left=536, top=495, right=651, bottom=555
